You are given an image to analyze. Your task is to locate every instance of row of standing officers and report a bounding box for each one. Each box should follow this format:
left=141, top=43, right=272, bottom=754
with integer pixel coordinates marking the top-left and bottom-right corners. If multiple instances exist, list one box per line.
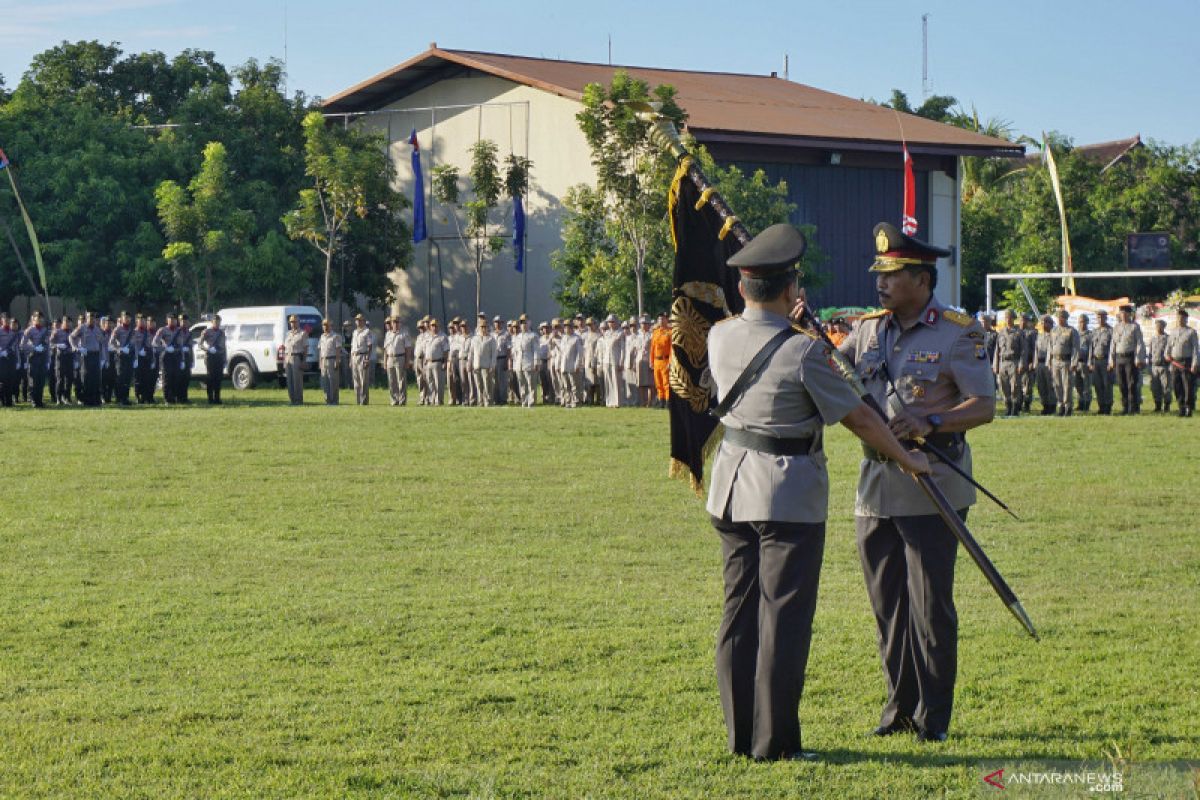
left=0, top=309, right=227, bottom=407
left=986, top=305, right=1199, bottom=417
left=284, top=311, right=673, bottom=409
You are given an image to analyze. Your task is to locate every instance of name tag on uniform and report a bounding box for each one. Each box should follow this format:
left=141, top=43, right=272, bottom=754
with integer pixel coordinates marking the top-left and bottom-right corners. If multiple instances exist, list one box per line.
left=907, top=350, right=941, bottom=364
left=975, top=343, right=987, bottom=359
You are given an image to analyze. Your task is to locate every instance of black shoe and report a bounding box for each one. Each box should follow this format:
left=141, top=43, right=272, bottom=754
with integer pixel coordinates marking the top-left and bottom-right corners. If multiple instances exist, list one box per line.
left=916, top=729, right=948, bottom=743
left=869, top=719, right=916, bottom=737
left=753, top=750, right=819, bottom=762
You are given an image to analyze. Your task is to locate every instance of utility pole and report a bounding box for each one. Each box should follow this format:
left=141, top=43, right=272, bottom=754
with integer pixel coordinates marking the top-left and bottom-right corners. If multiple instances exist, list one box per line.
left=922, top=13, right=930, bottom=98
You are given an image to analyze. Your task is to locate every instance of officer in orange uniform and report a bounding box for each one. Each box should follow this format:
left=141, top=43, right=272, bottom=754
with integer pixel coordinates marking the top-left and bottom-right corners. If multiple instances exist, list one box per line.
left=650, top=312, right=672, bottom=409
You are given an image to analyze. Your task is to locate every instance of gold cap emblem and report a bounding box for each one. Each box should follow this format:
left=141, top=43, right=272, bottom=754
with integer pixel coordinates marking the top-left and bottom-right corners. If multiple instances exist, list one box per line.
left=876, top=230, right=890, bottom=254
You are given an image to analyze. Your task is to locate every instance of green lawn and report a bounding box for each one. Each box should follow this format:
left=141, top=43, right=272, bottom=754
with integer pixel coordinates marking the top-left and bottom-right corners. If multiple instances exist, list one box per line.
left=1, top=390, right=1197, bottom=798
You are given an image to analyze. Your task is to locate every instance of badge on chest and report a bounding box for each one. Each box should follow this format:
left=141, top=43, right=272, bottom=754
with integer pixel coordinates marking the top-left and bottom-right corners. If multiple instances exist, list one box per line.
left=907, top=350, right=941, bottom=364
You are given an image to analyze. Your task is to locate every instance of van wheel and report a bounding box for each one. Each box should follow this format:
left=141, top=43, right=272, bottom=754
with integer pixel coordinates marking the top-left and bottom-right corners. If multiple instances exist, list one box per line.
left=230, top=361, right=256, bottom=390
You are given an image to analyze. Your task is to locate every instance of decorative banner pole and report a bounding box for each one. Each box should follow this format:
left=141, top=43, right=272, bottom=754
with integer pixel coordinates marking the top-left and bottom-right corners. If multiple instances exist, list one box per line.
left=0, top=147, right=52, bottom=318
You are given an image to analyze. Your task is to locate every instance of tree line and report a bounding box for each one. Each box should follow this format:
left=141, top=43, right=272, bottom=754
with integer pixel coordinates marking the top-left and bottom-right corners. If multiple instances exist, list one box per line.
left=0, top=40, right=407, bottom=317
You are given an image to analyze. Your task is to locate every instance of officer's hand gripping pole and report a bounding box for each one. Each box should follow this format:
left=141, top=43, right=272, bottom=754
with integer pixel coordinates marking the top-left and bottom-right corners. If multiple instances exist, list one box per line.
left=634, top=102, right=1038, bottom=641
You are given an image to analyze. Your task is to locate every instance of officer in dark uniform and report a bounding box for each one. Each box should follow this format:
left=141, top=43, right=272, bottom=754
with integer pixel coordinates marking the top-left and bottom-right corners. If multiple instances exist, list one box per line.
left=707, top=223, right=930, bottom=761
left=838, top=223, right=995, bottom=743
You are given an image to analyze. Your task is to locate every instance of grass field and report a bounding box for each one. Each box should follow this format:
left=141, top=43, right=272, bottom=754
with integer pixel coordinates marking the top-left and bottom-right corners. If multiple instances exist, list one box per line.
left=1, top=388, right=1198, bottom=798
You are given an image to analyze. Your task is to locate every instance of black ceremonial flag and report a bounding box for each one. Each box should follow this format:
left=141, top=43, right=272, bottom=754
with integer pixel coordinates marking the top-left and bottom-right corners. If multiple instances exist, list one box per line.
left=667, top=159, right=745, bottom=495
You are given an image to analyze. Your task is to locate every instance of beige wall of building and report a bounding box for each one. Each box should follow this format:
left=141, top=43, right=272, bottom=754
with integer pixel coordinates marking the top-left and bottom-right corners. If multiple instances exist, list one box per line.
left=351, top=74, right=596, bottom=327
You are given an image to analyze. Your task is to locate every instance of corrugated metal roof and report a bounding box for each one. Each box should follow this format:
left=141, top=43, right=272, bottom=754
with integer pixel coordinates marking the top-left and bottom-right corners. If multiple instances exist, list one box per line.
left=323, top=48, right=1024, bottom=158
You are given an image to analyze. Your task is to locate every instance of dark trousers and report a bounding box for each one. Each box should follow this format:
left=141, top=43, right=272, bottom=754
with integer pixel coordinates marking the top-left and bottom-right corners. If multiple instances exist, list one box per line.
left=0, top=358, right=14, bottom=405
left=28, top=357, right=47, bottom=406
left=1173, top=366, right=1196, bottom=412
left=81, top=352, right=102, bottom=406
left=102, top=358, right=116, bottom=402
left=1114, top=357, right=1139, bottom=413
left=53, top=351, right=73, bottom=402
left=161, top=357, right=178, bottom=403
left=206, top=358, right=224, bottom=403
left=176, top=358, right=191, bottom=402
left=114, top=352, right=133, bottom=404
left=135, top=354, right=155, bottom=402
left=857, top=510, right=964, bottom=736
left=711, top=515, right=825, bottom=760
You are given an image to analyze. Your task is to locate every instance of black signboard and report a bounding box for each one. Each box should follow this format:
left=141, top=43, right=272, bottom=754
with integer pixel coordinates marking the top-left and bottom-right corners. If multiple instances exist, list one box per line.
left=1126, top=232, right=1171, bottom=269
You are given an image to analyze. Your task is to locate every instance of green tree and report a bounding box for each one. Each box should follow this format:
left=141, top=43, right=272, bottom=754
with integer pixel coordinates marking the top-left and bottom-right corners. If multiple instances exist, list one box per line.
left=155, top=141, right=253, bottom=312
left=575, top=71, right=686, bottom=318
left=432, top=141, right=532, bottom=316
left=552, top=135, right=799, bottom=319
left=284, top=110, right=410, bottom=317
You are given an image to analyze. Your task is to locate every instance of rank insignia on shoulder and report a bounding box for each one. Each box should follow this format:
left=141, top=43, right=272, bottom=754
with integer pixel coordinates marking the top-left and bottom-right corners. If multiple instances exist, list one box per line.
left=860, top=309, right=891, bottom=320
left=966, top=330, right=984, bottom=340
left=713, top=314, right=740, bottom=327
left=975, top=343, right=988, bottom=359
left=942, top=309, right=973, bottom=327
left=924, top=308, right=940, bottom=326
left=908, top=350, right=941, bottom=363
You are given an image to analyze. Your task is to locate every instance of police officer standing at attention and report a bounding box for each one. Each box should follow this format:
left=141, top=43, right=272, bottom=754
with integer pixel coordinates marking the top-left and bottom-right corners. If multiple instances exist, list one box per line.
left=1110, top=304, right=1145, bottom=415
left=709, top=223, right=930, bottom=762
left=1047, top=309, right=1079, bottom=416
left=70, top=311, right=107, bottom=407
left=317, top=319, right=343, bottom=405
left=21, top=311, right=51, bottom=408
left=198, top=315, right=226, bottom=404
left=1148, top=319, right=1171, bottom=413
left=350, top=313, right=372, bottom=405
left=992, top=309, right=1024, bottom=417
left=283, top=314, right=308, bottom=405
left=837, top=222, right=995, bottom=744
left=1167, top=307, right=1198, bottom=417
left=1073, top=313, right=1093, bottom=412
left=1091, top=310, right=1115, bottom=414
left=108, top=311, right=134, bottom=406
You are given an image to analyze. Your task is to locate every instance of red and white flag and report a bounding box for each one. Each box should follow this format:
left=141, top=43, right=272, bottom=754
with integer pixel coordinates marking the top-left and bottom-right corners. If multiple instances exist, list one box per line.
left=901, top=143, right=918, bottom=236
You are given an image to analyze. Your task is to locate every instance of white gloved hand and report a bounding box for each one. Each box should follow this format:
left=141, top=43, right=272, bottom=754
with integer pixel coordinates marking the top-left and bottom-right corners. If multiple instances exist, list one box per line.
left=139, top=349, right=146, bottom=356
left=35, top=345, right=45, bottom=353
left=208, top=346, right=217, bottom=354
left=166, top=346, right=175, bottom=353
left=121, top=346, right=129, bottom=354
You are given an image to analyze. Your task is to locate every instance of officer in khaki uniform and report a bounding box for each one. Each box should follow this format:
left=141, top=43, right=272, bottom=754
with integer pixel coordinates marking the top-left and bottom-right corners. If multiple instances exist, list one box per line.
left=1091, top=310, right=1115, bottom=413
left=1148, top=319, right=1171, bottom=413
left=708, top=223, right=930, bottom=762
left=1109, top=304, right=1145, bottom=414
left=350, top=313, right=373, bottom=405
left=1047, top=309, right=1079, bottom=415
left=383, top=316, right=410, bottom=406
left=317, top=319, right=343, bottom=405
left=1019, top=313, right=1038, bottom=412
left=992, top=310, right=1025, bottom=416
left=1167, top=308, right=1199, bottom=416
left=198, top=315, right=227, bottom=404
left=425, top=318, right=448, bottom=405
left=838, top=222, right=995, bottom=743
left=282, top=314, right=308, bottom=404
left=1073, top=314, right=1093, bottom=411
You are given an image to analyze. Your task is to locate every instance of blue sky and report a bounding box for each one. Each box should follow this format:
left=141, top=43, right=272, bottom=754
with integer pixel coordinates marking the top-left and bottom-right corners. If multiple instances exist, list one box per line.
left=2, top=0, right=1196, bottom=147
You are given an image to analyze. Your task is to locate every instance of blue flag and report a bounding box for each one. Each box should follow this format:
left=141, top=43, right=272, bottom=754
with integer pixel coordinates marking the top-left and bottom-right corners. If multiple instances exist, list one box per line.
left=409, top=130, right=427, bottom=244
left=512, top=195, right=525, bottom=273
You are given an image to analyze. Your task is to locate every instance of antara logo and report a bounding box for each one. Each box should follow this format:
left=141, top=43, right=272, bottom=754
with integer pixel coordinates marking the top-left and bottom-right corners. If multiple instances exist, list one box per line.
left=983, top=768, right=1005, bottom=789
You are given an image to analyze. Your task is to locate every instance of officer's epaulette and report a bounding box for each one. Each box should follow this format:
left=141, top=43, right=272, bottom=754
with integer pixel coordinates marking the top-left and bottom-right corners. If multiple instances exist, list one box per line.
left=942, top=309, right=974, bottom=327
left=860, top=309, right=891, bottom=320
left=713, top=313, right=741, bottom=327
left=789, top=323, right=821, bottom=341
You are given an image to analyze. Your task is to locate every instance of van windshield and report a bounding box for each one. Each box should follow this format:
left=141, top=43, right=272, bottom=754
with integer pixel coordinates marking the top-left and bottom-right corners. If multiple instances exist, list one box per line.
left=297, top=314, right=322, bottom=335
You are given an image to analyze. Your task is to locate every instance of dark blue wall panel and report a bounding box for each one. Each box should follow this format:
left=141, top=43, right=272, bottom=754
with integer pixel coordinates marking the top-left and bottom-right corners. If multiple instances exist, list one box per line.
left=726, top=161, right=930, bottom=310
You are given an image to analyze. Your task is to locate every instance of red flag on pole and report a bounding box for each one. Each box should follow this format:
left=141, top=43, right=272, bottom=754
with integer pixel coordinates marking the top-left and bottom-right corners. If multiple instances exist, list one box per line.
left=902, top=143, right=918, bottom=236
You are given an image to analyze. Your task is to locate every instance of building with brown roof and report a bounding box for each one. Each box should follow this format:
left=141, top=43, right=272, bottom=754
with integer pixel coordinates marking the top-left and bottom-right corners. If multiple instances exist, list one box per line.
left=325, top=46, right=1022, bottom=320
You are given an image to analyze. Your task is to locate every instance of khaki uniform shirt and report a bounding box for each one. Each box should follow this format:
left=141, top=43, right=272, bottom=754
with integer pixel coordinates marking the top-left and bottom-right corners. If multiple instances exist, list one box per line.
left=992, top=325, right=1025, bottom=370
left=706, top=308, right=861, bottom=524
left=318, top=331, right=343, bottom=360
left=284, top=328, right=308, bottom=357
left=1167, top=324, right=1199, bottom=370
left=1110, top=321, right=1145, bottom=364
left=1091, top=325, right=1113, bottom=363
left=350, top=328, right=373, bottom=359
left=1047, top=325, right=1079, bottom=366
left=839, top=296, right=995, bottom=517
